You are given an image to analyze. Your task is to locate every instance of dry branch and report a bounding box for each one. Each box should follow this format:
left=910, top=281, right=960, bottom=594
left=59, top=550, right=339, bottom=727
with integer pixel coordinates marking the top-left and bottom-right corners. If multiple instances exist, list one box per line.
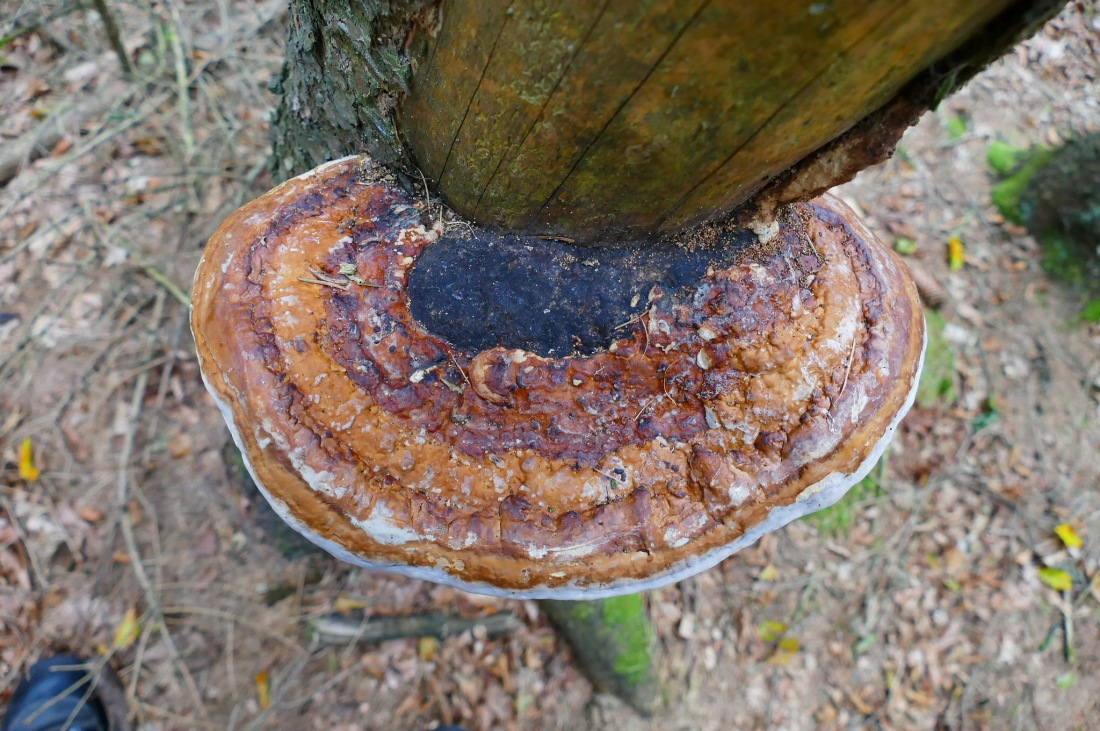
left=308, top=611, right=522, bottom=646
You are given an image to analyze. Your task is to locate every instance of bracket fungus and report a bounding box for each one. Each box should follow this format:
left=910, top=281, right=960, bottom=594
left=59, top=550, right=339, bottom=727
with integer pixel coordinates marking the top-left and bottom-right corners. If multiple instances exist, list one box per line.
left=191, top=155, right=925, bottom=599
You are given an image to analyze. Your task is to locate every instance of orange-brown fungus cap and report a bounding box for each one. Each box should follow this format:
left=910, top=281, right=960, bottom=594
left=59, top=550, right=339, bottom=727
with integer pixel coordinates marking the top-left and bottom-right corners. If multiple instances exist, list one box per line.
left=190, top=156, right=925, bottom=598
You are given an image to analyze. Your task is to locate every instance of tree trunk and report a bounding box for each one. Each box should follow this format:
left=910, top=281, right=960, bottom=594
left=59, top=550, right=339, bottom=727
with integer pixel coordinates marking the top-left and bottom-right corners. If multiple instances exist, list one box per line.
left=539, top=595, right=662, bottom=716
left=267, top=0, right=1068, bottom=711
left=270, top=0, right=435, bottom=178
left=272, top=0, right=1067, bottom=243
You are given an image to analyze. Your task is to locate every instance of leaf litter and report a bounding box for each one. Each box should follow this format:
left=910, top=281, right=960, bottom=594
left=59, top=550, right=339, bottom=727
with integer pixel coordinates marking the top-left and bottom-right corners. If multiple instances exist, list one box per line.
left=0, top=2, right=1098, bottom=730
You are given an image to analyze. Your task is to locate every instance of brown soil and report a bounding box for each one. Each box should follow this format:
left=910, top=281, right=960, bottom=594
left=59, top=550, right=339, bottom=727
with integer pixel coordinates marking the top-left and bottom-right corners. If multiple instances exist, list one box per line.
left=1, top=2, right=1098, bottom=729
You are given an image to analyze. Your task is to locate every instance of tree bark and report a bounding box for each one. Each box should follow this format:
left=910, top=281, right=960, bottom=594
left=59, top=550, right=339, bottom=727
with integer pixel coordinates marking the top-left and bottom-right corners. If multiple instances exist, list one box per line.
left=270, top=0, right=435, bottom=178
left=272, top=0, right=1067, bottom=243
left=539, top=595, right=662, bottom=716
left=266, top=0, right=1067, bottom=712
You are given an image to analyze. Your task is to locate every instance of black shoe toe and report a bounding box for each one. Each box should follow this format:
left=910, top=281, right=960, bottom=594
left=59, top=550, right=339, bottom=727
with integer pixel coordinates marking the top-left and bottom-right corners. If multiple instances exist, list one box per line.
left=2, top=655, right=110, bottom=731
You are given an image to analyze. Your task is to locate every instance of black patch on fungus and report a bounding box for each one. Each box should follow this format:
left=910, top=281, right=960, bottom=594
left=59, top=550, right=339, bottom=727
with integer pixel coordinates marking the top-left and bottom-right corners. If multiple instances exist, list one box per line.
left=407, top=228, right=754, bottom=357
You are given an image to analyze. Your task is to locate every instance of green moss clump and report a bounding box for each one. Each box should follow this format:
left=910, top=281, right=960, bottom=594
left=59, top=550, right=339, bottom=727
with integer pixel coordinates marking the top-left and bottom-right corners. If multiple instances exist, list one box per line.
left=601, top=594, right=654, bottom=687
left=916, top=309, right=957, bottom=409
left=1023, top=134, right=1100, bottom=285
left=543, top=594, right=660, bottom=714
left=987, top=140, right=1030, bottom=177
left=807, top=472, right=881, bottom=539
left=987, top=143, right=1055, bottom=225
left=988, top=134, right=1100, bottom=287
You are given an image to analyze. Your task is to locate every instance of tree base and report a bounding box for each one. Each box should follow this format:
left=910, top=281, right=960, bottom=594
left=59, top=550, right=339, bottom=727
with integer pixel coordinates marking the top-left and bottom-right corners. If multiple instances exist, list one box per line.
left=539, top=595, right=662, bottom=716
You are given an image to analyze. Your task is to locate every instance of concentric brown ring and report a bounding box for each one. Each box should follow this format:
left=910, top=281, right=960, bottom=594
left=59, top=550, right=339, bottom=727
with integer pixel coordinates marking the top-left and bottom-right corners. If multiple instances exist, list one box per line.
left=190, top=155, right=924, bottom=598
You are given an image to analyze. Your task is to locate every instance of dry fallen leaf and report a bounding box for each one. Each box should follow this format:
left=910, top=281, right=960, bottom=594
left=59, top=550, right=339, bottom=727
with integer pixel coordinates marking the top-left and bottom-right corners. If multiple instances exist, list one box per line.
left=167, top=433, right=192, bottom=459
left=50, top=137, right=73, bottom=157
left=193, top=528, right=219, bottom=557
left=1054, top=524, right=1083, bottom=549
left=1038, top=567, right=1073, bottom=592
left=18, top=438, right=39, bottom=482
left=848, top=690, right=875, bottom=716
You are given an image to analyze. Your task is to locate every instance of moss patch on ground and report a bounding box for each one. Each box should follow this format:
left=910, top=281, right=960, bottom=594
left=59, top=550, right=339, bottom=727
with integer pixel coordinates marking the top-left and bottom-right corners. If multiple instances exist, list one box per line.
left=988, top=135, right=1100, bottom=288
left=916, top=309, right=957, bottom=409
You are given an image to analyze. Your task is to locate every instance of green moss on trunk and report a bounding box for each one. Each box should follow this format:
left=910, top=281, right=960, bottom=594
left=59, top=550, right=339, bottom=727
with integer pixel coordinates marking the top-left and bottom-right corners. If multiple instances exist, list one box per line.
left=539, top=595, right=661, bottom=715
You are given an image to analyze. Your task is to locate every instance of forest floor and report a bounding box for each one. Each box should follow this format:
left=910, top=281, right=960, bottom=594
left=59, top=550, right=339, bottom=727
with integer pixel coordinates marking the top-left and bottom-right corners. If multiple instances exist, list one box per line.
left=1, top=2, right=1099, bottom=730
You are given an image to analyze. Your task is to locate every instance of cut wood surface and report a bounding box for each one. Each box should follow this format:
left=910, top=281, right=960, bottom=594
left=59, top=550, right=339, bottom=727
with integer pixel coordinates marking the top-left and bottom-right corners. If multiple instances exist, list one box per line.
left=399, top=0, right=1063, bottom=241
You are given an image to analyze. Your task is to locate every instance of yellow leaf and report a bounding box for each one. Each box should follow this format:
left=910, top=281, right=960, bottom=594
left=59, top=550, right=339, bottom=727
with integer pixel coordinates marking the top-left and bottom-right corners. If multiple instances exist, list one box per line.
left=1039, top=567, right=1072, bottom=592
left=112, top=606, right=140, bottom=650
left=255, top=669, right=271, bottom=710
left=947, top=237, right=965, bottom=272
left=758, top=620, right=787, bottom=642
left=758, top=565, right=779, bottom=582
left=769, top=637, right=801, bottom=666
left=418, top=636, right=438, bottom=661
left=333, top=595, right=366, bottom=614
left=1054, top=524, right=1083, bottom=549
left=18, top=438, right=39, bottom=482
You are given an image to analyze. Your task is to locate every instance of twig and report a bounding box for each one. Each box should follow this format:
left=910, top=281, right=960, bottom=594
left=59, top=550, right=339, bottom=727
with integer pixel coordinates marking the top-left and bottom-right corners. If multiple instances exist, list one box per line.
left=126, top=615, right=153, bottom=705
left=0, top=494, right=49, bottom=590
left=298, top=266, right=351, bottom=290
left=132, top=700, right=220, bottom=730
left=439, top=376, right=464, bottom=393
left=159, top=606, right=306, bottom=653
left=89, top=0, right=133, bottom=75
left=164, top=3, right=194, bottom=159
left=113, top=293, right=207, bottom=719
left=240, top=657, right=310, bottom=731
left=1, top=85, right=170, bottom=204
left=634, top=394, right=662, bottom=421
left=139, top=264, right=190, bottom=306
left=80, top=200, right=191, bottom=308
left=450, top=352, right=472, bottom=389
left=0, top=1, right=88, bottom=50
left=836, top=334, right=859, bottom=404
left=141, top=316, right=187, bottom=464
left=226, top=621, right=239, bottom=700
left=0, top=267, right=89, bottom=386
left=296, top=276, right=350, bottom=291
left=18, top=663, right=99, bottom=729
left=0, top=82, right=125, bottom=187
left=259, top=663, right=355, bottom=721
left=297, top=265, right=380, bottom=291
left=308, top=611, right=522, bottom=646
left=614, top=312, right=644, bottom=330
left=417, top=168, right=432, bottom=223
left=1060, top=588, right=1075, bottom=663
